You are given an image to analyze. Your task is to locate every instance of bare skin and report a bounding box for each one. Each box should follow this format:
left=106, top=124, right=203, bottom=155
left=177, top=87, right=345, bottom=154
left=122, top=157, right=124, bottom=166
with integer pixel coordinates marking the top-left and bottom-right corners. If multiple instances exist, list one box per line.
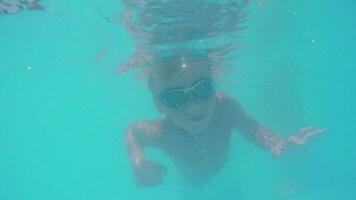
left=125, top=62, right=326, bottom=187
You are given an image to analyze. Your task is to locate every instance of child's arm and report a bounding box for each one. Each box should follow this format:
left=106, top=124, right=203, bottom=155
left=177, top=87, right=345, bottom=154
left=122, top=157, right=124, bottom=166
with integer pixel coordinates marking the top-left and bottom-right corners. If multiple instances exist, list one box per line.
left=224, top=97, right=287, bottom=156
left=125, top=121, right=166, bottom=186
left=220, top=93, right=325, bottom=157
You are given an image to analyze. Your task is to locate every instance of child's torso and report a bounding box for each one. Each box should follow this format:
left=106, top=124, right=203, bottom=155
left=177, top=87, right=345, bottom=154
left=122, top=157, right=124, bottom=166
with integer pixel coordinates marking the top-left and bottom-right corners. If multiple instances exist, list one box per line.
left=157, top=98, right=234, bottom=183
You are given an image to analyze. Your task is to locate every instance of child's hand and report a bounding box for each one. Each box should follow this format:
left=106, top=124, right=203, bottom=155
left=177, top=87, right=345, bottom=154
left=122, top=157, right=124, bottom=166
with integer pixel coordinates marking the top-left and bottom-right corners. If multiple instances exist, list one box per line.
left=287, top=126, right=326, bottom=146
left=134, top=159, right=167, bottom=187
left=270, top=127, right=326, bottom=158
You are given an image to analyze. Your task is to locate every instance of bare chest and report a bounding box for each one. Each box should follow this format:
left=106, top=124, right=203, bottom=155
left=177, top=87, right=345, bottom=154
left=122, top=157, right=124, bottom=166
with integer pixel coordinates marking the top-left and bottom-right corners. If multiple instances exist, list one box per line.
left=160, top=123, right=232, bottom=178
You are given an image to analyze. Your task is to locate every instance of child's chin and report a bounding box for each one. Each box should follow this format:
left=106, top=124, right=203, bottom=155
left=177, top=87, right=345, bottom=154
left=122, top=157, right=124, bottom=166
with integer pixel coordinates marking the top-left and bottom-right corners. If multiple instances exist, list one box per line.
left=193, top=113, right=215, bottom=131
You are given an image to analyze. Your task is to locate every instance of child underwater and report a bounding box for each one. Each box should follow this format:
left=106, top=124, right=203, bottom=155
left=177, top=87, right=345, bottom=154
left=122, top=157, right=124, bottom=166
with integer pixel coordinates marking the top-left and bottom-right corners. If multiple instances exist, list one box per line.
left=118, top=0, right=326, bottom=187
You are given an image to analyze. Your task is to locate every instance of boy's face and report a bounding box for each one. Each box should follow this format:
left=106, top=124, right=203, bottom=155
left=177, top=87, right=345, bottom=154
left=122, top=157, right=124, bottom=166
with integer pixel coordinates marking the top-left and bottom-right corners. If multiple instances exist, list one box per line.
left=152, top=62, right=217, bottom=134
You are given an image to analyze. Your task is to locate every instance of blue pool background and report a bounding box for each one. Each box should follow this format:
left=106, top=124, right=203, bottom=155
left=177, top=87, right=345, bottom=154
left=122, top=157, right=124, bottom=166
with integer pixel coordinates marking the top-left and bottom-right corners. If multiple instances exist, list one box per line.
left=0, top=0, right=355, bottom=199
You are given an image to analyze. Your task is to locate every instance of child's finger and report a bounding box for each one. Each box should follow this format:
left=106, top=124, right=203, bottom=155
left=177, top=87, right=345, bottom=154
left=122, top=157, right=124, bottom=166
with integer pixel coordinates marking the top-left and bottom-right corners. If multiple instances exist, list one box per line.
left=297, top=126, right=314, bottom=135
left=302, top=128, right=326, bottom=141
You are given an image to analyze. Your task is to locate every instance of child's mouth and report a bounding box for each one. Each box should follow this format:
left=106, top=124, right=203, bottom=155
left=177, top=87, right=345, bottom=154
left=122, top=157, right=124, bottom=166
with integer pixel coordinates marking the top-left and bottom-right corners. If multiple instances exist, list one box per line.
left=189, top=114, right=208, bottom=122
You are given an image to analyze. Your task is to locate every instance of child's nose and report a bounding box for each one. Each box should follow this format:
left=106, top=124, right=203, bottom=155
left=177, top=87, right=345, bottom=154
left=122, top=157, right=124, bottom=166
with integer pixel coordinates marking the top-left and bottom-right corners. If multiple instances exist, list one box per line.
left=184, top=92, right=203, bottom=108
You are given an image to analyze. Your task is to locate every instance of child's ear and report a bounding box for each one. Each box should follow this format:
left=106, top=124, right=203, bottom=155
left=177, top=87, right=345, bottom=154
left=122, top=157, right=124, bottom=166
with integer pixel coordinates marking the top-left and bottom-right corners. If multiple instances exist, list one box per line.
left=153, top=97, right=164, bottom=114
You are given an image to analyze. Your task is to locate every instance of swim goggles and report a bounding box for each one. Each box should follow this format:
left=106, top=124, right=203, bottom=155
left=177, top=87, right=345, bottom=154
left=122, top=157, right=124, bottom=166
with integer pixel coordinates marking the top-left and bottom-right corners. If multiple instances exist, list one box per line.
left=159, top=77, right=215, bottom=108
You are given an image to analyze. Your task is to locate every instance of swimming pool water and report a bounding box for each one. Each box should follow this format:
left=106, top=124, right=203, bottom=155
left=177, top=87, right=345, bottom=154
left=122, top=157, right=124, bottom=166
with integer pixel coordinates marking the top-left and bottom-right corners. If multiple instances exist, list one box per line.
left=1, top=0, right=355, bottom=200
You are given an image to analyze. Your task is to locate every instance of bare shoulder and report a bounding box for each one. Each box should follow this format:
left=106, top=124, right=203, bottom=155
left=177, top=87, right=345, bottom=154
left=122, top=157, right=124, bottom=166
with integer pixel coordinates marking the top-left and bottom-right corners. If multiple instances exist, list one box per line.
left=215, top=92, right=245, bottom=121
left=215, top=92, right=241, bottom=108
left=214, top=91, right=259, bottom=132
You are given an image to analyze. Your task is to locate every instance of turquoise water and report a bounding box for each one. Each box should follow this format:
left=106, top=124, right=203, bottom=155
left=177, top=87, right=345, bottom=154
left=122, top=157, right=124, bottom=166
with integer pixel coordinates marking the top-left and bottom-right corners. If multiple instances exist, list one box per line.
left=1, top=0, right=355, bottom=200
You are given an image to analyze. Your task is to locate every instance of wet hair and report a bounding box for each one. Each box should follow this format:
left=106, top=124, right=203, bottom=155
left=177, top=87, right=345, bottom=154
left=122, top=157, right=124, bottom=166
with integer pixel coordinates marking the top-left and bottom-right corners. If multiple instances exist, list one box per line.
left=117, top=0, right=249, bottom=80
left=147, top=49, right=215, bottom=94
